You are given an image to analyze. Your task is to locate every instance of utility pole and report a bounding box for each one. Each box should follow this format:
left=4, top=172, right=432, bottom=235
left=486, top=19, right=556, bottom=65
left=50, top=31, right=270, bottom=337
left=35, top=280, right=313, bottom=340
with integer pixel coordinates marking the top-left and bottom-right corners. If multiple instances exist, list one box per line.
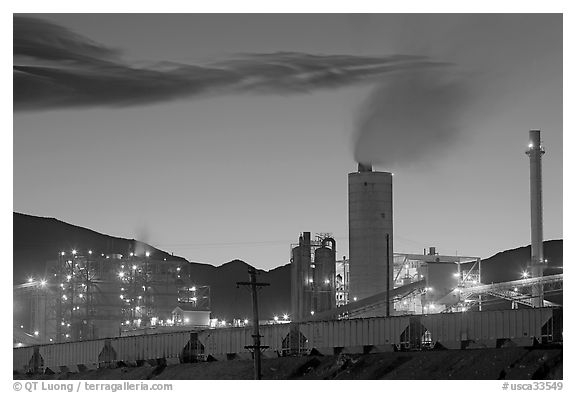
left=237, top=267, right=270, bottom=380
left=386, top=233, right=390, bottom=317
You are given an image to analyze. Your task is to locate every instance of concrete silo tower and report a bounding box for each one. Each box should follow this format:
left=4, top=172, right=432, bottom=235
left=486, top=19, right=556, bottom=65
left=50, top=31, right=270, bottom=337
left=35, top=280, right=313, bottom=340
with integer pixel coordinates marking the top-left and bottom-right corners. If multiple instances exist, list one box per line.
left=348, top=163, right=393, bottom=315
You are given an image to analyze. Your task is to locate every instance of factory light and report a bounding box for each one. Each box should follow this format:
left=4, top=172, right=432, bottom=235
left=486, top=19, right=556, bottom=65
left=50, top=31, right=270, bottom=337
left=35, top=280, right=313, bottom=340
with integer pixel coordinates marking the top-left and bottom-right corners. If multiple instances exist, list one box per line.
left=176, top=267, right=181, bottom=272
left=192, top=297, right=197, bottom=302
left=17, top=343, right=23, bottom=347
left=135, top=306, right=140, bottom=311
left=283, top=314, right=289, bottom=320
left=79, top=294, right=83, bottom=298
left=190, top=286, right=196, bottom=291
left=88, top=250, right=92, bottom=255
left=130, top=252, right=134, bottom=257
left=49, top=338, right=53, bottom=342
left=66, top=275, right=72, bottom=281
left=222, top=321, right=226, bottom=326
left=514, top=287, right=518, bottom=292
left=67, top=323, right=70, bottom=327
left=521, top=271, right=529, bottom=279
left=244, top=319, right=249, bottom=324
left=118, top=272, right=125, bottom=278
left=273, top=316, right=279, bottom=322
left=324, top=279, right=330, bottom=284
left=310, top=311, right=315, bottom=315
left=145, top=251, right=150, bottom=257
left=528, top=143, right=534, bottom=148
left=20, top=325, right=23, bottom=329
left=72, top=250, right=77, bottom=255
left=27, top=277, right=34, bottom=283
left=184, top=318, right=189, bottom=323
left=61, top=322, right=65, bottom=326
left=308, top=278, right=313, bottom=284
left=65, top=334, right=70, bottom=338
left=61, top=252, right=65, bottom=256
left=462, top=307, right=468, bottom=312
left=34, top=331, right=39, bottom=336
left=353, top=297, right=358, bottom=301
left=120, top=295, right=124, bottom=299
left=126, top=320, right=130, bottom=325
left=453, top=273, right=460, bottom=278
left=138, top=295, right=142, bottom=300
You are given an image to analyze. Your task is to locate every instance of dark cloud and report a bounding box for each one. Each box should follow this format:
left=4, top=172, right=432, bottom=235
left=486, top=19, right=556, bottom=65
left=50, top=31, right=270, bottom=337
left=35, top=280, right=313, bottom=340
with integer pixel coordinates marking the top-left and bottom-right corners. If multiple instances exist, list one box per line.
left=353, top=69, right=471, bottom=168
left=14, top=16, right=448, bottom=111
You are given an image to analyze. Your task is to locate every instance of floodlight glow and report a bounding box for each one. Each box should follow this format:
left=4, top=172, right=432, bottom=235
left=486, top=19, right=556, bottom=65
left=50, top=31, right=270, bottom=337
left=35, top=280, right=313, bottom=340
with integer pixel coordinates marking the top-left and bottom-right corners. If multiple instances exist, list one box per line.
left=72, top=250, right=77, bottom=255
left=145, top=251, right=150, bottom=257
left=273, top=316, right=279, bottom=322
left=521, top=271, right=529, bottom=279
left=283, top=314, right=289, bottom=320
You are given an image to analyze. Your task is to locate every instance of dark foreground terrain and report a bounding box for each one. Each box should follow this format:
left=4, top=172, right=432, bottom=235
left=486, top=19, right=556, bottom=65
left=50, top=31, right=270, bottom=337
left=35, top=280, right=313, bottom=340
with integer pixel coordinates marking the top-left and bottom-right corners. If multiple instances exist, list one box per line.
left=15, top=347, right=562, bottom=380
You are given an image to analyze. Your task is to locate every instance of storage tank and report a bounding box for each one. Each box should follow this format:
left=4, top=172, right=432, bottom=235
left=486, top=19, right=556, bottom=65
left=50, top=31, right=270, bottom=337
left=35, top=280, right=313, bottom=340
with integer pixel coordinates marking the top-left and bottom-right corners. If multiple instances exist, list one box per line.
left=313, top=238, right=336, bottom=313
left=291, top=233, right=313, bottom=322
left=348, top=163, right=393, bottom=313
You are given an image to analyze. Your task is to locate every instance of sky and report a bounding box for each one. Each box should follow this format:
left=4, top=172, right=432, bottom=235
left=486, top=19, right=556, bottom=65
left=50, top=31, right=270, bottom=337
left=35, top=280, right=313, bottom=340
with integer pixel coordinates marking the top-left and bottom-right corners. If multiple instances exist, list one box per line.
left=13, top=13, right=563, bottom=270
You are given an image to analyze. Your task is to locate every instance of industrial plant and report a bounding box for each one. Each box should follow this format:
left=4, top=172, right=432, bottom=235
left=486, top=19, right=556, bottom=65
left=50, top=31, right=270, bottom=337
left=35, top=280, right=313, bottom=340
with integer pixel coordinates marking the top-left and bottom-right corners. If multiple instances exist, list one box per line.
left=288, top=130, right=561, bottom=321
left=15, top=250, right=212, bottom=344
left=13, top=130, right=563, bottom=376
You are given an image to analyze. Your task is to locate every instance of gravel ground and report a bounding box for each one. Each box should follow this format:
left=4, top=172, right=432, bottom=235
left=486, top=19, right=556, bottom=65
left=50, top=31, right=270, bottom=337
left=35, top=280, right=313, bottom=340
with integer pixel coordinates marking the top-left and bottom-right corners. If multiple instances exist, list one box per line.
left=14, top=347, right=562, bottom=380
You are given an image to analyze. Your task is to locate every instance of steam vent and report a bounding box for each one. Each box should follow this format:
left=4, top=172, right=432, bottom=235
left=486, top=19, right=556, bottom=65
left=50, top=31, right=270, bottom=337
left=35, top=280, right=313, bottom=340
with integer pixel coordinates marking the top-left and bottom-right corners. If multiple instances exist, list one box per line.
left=348, top=163, right=393, bottom=315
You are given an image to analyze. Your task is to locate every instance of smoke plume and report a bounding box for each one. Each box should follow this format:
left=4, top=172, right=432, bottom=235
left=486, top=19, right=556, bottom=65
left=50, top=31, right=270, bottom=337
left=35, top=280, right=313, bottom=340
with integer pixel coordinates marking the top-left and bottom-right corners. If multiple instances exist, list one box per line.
left=14, top=16, right=447, bottom=111
left=353, top=69, right=471, bottom=168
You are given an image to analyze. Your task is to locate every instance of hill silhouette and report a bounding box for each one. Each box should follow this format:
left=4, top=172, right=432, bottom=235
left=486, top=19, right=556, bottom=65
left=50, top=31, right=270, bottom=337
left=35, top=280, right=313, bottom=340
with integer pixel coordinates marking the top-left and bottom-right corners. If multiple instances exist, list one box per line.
left=13, top=212, right=290, bottom=321
left=13, top=212, right=561, bottom=321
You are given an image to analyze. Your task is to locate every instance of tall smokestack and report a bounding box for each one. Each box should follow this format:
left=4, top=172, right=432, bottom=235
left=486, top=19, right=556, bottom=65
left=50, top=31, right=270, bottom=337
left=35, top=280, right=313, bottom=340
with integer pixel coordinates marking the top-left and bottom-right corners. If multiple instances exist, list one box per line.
left=525, top=130, right=545, bottom=307
left=348, top=163, right=393, bottom=316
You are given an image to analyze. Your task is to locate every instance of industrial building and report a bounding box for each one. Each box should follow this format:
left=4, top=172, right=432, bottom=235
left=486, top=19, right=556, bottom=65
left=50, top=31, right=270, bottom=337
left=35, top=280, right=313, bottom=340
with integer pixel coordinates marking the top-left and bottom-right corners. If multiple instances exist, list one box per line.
left=13, top=130, right=563, bottom=372
left=15, top=250, right=211, bottom=344
left=289, top=130, right=561, bottom=322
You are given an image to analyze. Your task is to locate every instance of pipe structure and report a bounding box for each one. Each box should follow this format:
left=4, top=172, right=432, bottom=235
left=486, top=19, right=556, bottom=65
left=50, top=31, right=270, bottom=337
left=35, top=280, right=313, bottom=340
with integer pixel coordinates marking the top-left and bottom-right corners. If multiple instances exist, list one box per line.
left=526, top=130, right=545, bottom=307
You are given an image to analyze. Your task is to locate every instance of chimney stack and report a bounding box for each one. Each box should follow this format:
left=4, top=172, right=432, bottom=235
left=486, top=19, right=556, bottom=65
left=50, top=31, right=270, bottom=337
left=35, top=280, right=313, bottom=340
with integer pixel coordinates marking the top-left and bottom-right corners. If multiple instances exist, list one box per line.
left=525, top=129, right=545, bottom=307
